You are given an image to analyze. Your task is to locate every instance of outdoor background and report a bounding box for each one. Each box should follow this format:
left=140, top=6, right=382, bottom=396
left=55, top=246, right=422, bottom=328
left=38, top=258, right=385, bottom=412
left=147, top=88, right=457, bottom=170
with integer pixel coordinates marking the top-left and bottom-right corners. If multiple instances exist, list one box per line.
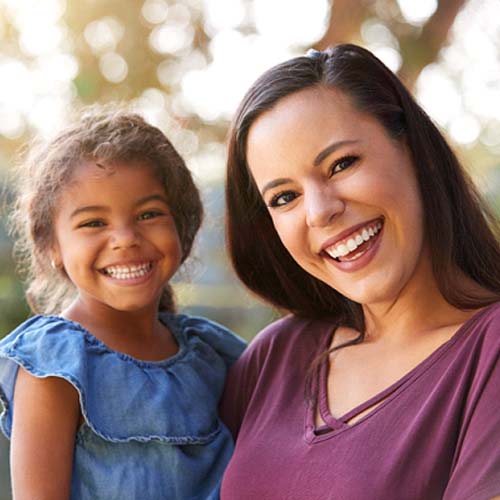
left=0, top=0, right=499, bottom=496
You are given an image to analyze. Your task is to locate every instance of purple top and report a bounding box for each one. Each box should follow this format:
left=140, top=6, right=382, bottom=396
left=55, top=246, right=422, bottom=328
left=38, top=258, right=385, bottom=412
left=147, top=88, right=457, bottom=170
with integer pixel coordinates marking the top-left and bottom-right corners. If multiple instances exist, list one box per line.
left=220, top=303, right=500, bottom=500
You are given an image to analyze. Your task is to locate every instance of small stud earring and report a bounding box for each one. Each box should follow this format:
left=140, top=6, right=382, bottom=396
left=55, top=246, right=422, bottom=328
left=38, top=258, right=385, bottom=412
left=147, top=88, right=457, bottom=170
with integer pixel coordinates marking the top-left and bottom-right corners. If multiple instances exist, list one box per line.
left=51, top=259, right=57, bottom=270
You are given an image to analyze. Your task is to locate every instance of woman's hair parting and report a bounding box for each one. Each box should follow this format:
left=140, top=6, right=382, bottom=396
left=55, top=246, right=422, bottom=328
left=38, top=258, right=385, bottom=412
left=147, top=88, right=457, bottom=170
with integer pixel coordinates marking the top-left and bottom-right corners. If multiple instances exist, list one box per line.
left=9, top=107, right=203, bottom=315
left=226, top=43, right=500, bottom=330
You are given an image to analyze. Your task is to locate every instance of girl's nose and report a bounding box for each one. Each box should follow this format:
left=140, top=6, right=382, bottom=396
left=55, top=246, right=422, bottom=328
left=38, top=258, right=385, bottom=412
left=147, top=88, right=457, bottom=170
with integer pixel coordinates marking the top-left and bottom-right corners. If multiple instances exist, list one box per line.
left=305, top=188, right=345, bottom=228
left=110, top=226, right=140, bottom=250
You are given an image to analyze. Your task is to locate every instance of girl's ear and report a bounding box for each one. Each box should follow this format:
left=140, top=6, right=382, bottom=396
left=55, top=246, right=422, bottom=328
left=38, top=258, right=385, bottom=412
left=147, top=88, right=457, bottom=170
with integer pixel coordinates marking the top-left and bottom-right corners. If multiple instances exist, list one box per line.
left=50, top=244, right=63, bottom=271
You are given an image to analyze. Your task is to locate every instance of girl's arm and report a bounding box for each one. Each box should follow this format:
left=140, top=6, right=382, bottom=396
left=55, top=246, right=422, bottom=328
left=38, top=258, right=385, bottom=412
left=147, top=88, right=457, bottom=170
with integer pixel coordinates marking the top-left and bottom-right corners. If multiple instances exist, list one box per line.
left=10, top=367, right=80, bottom=500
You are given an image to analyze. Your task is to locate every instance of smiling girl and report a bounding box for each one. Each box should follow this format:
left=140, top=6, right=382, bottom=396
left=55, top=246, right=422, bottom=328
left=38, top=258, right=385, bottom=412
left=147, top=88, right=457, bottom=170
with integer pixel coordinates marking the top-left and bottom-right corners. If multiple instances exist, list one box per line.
left=0, top=109, right=245, bottom=499
left=221, top=45, right=500, bottom=499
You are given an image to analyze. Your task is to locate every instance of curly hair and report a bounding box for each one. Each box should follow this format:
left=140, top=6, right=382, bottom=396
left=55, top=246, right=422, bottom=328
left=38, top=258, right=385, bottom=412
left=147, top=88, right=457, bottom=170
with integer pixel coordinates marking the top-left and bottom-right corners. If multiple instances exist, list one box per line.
left=9, top=106, right=203, bottom=314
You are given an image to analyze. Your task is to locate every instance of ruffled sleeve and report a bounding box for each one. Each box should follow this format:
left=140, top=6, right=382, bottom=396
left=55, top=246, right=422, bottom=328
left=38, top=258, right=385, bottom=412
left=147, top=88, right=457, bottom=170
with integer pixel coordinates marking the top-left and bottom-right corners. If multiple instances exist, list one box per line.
left=165, top=313, right=246, bottom=368
left=0, top=314, right=244, bottom=445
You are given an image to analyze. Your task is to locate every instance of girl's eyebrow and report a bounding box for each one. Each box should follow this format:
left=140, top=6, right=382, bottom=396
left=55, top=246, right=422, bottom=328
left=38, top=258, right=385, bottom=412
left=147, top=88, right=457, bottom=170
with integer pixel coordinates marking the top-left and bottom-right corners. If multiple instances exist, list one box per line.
left=69, top=194, right=169, bottom=219
left=136, top=194, right=169, bottom=206
left=70, top=205, right=108, bottom=218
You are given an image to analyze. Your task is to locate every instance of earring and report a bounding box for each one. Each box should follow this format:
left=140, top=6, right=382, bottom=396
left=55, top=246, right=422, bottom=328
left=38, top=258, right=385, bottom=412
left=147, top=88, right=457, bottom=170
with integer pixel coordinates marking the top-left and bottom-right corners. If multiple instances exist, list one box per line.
left=51, top=259, right=58, bottom=270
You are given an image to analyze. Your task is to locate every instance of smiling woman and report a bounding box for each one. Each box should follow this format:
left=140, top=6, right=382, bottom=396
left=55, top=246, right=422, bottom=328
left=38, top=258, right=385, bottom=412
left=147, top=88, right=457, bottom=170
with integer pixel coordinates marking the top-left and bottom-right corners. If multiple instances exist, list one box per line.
left=220, top=44, right=500, bottom=500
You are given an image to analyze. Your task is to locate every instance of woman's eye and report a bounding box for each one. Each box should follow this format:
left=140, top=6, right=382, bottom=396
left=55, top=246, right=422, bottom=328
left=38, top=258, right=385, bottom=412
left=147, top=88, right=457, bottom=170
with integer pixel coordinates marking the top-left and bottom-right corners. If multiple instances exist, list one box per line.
left=138, top=210, right=163, bottom=220
left=330, top=155, right=359, bottom=176
left=268, top=191, right=298, bottom=208
left=79, top=220, right=104, bottom=228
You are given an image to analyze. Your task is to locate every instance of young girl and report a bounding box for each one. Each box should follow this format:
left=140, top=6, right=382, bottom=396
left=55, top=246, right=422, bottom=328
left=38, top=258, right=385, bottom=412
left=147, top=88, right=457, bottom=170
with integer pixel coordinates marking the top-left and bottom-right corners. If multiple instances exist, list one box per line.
left=0, top=109, right=245, bottom=499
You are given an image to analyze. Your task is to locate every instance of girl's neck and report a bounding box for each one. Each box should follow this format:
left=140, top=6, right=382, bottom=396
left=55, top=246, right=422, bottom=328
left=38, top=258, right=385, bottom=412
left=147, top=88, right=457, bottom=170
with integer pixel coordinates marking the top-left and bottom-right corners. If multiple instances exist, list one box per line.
left=60, top=298, right=178, bottom=362
left=63, top=299, right=157, bottom=335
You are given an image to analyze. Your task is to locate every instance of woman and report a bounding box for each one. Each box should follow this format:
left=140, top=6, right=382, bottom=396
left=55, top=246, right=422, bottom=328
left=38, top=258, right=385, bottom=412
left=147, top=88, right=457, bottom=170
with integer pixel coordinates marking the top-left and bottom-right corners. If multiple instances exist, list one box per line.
left=221, top=44, right=500, bottom=500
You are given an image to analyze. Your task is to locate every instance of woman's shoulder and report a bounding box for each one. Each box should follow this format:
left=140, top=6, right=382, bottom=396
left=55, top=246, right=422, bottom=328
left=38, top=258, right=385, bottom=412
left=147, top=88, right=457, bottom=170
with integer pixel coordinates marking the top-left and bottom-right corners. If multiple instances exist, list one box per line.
left=248, top=313, right=333, bottom=351
left=232, top=313, right=333, bottom=373
left=460, top=301, right=500, bottom=350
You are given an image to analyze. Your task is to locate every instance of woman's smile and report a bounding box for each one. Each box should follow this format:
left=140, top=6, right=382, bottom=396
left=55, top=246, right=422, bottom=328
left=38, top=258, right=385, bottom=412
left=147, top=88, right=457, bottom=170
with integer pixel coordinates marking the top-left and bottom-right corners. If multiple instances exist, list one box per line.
left=321, top=217, right=383, bottom=259
left=246, top=85, right=428, bottom=307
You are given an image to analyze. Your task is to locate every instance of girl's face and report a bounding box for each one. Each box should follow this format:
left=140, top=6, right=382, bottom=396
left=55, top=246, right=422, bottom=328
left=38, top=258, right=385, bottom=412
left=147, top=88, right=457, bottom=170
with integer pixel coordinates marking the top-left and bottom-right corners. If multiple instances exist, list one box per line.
left=52, top=160, right=182, bottom=314
left=246, top=86, right=430, bottom=309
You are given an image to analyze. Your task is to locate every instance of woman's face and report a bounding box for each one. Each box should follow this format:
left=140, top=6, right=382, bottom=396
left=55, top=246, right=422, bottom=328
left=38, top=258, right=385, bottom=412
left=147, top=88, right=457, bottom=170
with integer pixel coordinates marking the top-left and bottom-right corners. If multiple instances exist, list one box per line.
left=246, top=86, right=429, bottom=308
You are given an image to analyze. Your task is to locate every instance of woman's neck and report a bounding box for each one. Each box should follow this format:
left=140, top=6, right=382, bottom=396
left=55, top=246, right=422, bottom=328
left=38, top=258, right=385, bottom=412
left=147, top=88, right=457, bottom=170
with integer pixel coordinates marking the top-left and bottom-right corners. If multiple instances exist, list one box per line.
left=361, top=267, right=486, bottom=344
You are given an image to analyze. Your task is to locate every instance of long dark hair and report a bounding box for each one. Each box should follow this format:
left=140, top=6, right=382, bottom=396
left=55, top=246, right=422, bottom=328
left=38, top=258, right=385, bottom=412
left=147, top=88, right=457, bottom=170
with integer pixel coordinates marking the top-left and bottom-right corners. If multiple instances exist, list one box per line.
left=226, top=44, right=500, bottom=335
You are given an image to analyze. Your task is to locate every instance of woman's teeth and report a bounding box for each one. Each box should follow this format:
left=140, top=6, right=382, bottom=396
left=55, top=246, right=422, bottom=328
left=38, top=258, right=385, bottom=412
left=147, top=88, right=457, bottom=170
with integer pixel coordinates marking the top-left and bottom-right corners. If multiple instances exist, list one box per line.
left=325, top=221, right=383, bottom=260
left=103, top=263, right=152, bottom=279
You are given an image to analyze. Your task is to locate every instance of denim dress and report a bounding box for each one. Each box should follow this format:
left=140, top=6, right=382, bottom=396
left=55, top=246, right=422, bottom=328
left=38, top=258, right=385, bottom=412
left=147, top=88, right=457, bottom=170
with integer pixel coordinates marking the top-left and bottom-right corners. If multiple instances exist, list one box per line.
left=0, top=313, right=245, bottom=499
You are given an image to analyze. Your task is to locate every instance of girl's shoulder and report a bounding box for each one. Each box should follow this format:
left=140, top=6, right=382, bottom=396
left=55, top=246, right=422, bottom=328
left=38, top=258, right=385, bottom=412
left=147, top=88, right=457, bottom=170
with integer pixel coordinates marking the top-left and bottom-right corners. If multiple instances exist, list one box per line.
left=0, top=315, right=89, bottom=368
left=160, top=312, right=246, bottom=368
left=0, top=313, right=244, bottom=444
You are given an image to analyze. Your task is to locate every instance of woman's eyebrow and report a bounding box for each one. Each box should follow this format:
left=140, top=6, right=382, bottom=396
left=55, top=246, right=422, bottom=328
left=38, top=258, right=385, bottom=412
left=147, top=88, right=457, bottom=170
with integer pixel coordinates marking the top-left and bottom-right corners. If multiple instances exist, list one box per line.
left=260, top=139, right=360, bottom=197
left=313, top=139, right=359, bottom=166
left=261, top=178, right=292, bottom=197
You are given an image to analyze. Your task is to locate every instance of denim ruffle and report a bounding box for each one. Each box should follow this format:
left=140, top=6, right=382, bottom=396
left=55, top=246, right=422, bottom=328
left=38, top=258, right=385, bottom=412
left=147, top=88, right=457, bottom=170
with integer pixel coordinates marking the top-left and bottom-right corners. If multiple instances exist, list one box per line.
left=0, top=313, right=245, bottom=444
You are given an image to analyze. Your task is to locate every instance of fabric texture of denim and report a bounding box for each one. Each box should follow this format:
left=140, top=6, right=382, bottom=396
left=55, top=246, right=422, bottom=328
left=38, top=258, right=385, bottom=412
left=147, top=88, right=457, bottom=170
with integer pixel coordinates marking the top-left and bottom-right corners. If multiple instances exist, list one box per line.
left=0, top=312, right=246, bottom=499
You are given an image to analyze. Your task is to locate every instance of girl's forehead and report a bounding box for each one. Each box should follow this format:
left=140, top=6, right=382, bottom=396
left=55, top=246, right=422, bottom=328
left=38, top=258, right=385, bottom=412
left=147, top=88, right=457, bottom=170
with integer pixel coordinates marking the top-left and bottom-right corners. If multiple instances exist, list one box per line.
left=67, top=158, right=159, bottom=183
left=58, top=159, right=167, bottom=204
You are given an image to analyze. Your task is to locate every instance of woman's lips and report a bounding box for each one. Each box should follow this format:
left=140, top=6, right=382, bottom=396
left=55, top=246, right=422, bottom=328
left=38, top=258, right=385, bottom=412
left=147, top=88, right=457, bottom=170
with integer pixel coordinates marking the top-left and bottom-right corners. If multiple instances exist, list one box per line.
left=321, top=218, right=384, bottom=272
left=322, top=218, right=384, bottom=261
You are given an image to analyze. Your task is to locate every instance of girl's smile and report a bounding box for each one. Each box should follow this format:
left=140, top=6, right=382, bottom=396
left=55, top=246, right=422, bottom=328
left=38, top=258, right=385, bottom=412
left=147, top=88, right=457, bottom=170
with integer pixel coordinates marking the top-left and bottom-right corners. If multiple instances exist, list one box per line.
left=98, top=260, right=155, bottom=283
left=52, top=160, right=182, bottom=314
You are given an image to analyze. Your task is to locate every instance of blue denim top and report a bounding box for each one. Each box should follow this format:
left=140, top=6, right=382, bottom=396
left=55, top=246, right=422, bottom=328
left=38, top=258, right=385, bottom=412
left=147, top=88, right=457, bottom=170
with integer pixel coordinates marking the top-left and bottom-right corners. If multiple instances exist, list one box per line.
left=0, top=313, right=246, bottom=499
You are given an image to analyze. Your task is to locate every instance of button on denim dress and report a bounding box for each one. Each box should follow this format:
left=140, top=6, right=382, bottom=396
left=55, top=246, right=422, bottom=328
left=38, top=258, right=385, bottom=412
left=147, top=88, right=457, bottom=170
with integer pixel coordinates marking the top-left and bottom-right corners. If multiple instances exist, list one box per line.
left=0, top=313, right=245, bottom=499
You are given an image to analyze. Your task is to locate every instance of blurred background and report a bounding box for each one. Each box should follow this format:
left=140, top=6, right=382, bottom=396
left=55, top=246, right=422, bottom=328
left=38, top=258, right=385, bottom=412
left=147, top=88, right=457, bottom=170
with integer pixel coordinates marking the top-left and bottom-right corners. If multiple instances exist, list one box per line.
left=0, top=0, right=499, bottom=496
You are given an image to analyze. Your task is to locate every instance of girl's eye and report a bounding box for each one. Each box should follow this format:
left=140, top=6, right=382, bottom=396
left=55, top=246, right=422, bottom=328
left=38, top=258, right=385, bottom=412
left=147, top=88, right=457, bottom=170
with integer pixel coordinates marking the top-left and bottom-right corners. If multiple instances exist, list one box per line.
left=138, top=210, right=163, bottom=221
left=268, top=191, right=298, bottom=208
left=78, top=220, right=105, bottom=228
left=330, top=155, right=359, bottom=176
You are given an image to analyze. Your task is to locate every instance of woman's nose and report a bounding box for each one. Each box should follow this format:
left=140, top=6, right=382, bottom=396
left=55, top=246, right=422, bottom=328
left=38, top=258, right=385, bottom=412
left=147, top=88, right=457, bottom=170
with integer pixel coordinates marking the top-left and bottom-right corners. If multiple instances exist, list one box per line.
left=110, top=225, right=140, bottom=250
left=305, top=188, right=345, bottom=228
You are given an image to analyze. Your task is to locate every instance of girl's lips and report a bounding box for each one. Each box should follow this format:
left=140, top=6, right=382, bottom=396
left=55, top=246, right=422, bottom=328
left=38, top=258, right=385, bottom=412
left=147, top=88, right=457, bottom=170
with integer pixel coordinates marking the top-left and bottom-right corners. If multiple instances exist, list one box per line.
left=98, top=261, right=157, bottom=285
left=100, top=261, right=153, bottom=277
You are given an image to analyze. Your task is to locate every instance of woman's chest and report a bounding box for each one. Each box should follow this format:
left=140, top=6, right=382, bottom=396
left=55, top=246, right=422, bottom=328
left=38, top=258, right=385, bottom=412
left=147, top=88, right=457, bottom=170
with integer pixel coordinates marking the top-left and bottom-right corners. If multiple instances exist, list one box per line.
left=222, top=352, right=470, bottom=500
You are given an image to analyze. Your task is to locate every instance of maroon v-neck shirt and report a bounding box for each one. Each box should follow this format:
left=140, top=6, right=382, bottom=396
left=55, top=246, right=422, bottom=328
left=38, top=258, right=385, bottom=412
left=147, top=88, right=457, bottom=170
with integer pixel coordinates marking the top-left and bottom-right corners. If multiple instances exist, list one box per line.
left=221, top=303, right=500, bottom=500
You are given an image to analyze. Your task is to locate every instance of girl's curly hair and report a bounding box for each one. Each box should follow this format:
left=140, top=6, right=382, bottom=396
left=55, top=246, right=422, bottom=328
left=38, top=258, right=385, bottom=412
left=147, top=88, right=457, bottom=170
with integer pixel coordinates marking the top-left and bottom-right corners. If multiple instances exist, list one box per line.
left=8, top=106, right=203, bottom=314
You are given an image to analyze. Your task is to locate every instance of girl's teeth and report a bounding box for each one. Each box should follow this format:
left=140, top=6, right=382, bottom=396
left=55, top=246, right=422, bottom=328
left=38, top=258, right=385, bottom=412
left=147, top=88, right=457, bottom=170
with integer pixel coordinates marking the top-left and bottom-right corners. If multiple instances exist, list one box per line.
left=104, top=263, right=151, bottom=279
